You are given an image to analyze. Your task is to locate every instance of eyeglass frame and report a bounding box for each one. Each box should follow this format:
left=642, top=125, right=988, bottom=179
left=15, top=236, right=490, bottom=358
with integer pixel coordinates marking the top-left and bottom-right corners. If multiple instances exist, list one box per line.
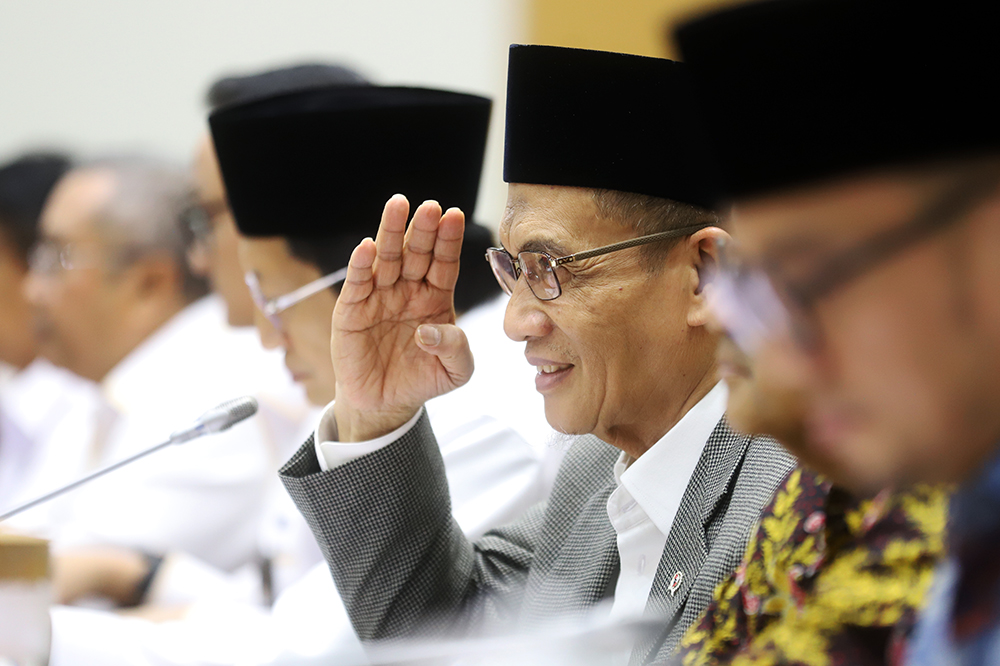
left=245, top=266, right=348, bottom=332
left=28, top=239, right=136, bottom=275
left=484, top=222, right=715, bottom=301
left=718, top=170, right=1000, bottom=352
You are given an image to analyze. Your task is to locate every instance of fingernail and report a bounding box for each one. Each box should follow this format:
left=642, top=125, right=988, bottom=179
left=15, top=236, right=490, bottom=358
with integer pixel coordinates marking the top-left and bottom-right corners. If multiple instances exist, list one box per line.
left=417, top=325, right=441, bottom=346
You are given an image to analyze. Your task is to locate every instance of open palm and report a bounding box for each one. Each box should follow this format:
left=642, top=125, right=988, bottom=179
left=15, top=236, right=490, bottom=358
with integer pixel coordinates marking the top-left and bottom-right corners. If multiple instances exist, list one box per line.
left=331, top=195, right=474, bottom=441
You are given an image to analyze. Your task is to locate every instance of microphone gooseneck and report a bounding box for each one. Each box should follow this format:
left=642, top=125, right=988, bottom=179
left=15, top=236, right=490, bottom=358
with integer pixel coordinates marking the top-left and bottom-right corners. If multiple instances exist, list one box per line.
left=169, top=396, right=259, bottom=444
left=0, top=396, right=260, bottom=523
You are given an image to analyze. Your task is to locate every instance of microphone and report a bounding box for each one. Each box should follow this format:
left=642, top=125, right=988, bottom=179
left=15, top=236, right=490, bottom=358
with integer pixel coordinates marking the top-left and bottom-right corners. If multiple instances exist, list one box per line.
left=0, top=396, right=259, bottom=523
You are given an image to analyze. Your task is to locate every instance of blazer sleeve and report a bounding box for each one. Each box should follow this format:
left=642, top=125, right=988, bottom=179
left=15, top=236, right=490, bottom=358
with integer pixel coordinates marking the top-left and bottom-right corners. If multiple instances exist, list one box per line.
left=279, top=410, right=542, bottom=641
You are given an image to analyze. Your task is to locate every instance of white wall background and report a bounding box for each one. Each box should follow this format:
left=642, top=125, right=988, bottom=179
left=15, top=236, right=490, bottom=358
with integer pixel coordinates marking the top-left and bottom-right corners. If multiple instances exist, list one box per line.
left=0, top=0, right=526, bottom=227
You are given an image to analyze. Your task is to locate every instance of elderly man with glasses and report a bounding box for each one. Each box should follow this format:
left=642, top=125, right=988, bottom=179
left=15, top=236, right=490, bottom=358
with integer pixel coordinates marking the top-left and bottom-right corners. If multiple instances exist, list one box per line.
left=277, top=45, right=794, bottom=663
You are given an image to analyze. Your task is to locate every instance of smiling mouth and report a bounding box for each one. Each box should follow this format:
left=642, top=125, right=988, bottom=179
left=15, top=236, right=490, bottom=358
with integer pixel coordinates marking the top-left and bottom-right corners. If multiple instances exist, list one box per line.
left=537, top=364, right=573, bottom=375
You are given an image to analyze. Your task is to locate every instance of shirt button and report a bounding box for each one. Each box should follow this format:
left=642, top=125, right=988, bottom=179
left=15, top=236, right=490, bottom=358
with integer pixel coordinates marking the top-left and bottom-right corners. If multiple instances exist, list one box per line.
left=637, top=555, right=646, bottom=575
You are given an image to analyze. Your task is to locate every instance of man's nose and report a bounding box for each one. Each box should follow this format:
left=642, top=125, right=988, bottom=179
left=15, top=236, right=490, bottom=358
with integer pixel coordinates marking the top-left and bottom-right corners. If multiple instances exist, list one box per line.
left=253, top=308, right=285, bottom=351
left=503, top=281, right=553, bottom=342
left=22, top=267, right=49, bottom=307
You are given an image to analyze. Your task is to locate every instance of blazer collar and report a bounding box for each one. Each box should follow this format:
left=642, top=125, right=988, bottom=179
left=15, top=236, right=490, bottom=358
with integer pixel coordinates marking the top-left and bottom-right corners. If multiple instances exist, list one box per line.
left=633, top=417, right=753, bottom=662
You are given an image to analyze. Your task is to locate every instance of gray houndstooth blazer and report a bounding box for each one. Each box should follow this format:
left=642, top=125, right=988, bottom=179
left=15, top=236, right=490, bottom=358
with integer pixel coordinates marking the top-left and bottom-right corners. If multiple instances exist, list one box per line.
left=279, top=411, right=794, bottom=664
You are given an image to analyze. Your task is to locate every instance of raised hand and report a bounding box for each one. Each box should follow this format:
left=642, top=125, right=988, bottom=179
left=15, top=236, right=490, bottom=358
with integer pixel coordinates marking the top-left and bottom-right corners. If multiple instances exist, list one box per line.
left=331, top=195, right=475, bottom=441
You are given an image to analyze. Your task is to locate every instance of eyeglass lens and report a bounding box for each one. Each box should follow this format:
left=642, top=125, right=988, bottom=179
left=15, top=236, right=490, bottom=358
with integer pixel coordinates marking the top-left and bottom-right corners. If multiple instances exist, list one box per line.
left=486, top=249, right=518, bottom=296
left=244, top=273, right=284, bottom=333
left=518, top=252, right=561, bottom=300
left=486, top=249, right=563, bottom=301
left=710, top=264, right=793, bottom=356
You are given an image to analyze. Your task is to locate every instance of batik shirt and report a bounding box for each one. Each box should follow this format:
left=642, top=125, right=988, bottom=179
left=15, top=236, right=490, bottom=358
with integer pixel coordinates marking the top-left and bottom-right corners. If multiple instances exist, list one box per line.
left=674, top=467, right=947, bottom=666
left=907, top=445, right=1000, bottom=666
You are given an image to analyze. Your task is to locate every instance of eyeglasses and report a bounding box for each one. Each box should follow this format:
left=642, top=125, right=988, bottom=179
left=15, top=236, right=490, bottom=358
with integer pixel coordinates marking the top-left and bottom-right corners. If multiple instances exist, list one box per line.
left=245, top=267, right=348, bottom=332
left=183, top=200, right=230, bottom=247
left=29, top=241, right=117, bottom=275
left=485, top=223, right=713, bottom=301
left=710, top=172, right=1000, bottom=354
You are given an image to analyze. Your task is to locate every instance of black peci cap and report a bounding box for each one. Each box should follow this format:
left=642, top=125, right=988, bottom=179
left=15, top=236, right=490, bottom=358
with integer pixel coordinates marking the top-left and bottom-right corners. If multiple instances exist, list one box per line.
left=209, top=85, right=491, bottom=238
left=675, top=0, right=1000, bottom=202
left=503, top=44, right=718, bottom=209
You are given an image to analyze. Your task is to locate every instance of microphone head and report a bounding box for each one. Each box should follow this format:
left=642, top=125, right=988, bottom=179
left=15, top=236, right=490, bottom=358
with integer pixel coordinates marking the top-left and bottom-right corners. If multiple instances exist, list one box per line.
left=215, top=395, right=259, bottom=431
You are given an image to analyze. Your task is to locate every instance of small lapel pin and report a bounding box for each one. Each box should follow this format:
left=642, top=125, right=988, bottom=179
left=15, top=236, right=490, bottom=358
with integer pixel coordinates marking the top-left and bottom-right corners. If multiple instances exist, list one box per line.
left=668, top=571, right=684, bottom=596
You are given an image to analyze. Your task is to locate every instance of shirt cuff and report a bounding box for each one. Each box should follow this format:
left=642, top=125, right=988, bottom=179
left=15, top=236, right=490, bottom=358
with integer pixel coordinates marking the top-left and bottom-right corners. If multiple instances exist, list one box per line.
left=313, top=402, right=426, bottom=472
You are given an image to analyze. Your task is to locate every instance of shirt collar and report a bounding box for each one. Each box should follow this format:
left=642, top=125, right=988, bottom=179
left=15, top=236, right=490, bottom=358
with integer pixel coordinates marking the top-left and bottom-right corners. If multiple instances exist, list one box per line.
left=615, top=381, right=729, bottom=536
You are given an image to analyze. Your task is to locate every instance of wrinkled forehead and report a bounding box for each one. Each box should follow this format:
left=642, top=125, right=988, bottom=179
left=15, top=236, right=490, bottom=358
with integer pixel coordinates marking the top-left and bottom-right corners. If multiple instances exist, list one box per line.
left=499, top=183, right=600, bottom=255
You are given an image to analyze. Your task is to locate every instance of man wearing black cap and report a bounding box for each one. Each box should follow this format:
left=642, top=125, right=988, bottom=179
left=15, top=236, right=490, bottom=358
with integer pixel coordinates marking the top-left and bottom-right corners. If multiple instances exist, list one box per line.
left=675, top=0, right=1000, bottom=663
left=275, top=45, right=793, bottom=662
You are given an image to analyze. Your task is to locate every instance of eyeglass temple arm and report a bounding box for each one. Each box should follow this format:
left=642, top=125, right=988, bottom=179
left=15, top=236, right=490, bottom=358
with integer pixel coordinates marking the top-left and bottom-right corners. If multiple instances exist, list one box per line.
left=790, top=172, right=1000, bottom=304
left=553, top=223, right=715, bottom=266
left=269, top=266, right=350, bottom=315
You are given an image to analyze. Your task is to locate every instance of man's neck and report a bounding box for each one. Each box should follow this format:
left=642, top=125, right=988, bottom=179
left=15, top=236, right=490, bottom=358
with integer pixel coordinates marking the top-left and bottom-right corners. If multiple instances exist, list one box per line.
left=600, top=366, right=721, bottom=460
left=92, top=299, right=189, bottom=384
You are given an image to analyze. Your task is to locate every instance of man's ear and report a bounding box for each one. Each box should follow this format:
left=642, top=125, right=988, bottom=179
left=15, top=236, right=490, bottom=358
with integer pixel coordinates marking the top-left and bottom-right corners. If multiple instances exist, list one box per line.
left=126, top=254, right=183, bottom=302
left=687, top=226, right=730, bottom=328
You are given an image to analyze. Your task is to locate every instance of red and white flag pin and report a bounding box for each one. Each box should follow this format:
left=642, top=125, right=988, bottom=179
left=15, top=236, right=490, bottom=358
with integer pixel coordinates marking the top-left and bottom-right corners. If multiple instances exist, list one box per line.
left=668, top=571, right=684, bottom=596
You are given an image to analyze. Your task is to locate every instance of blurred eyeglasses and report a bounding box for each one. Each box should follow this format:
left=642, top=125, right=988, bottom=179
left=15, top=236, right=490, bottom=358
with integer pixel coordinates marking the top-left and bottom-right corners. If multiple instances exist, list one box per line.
left=485, top=223, right=713, bottom=301
left=710, top=172, right=1000, bottom=355
left=245, top=267, right=348, bottom=332
left=29, top=241, right=107, bottom=275
left=183, top=205, right=214, bottom=247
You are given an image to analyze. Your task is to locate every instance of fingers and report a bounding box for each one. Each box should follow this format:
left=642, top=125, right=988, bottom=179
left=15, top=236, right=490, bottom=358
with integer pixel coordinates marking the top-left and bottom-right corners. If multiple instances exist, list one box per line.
left=336, top=237, right=377, bottom=306
left=372, top=195, right=409, bottom=288
left=400, top=200, right=444, bottom=281
left=426, top=207, right=466, bottom=291
left=414, top=323, right=475, bottom=388
left=352, top=195, right=463, bottom=295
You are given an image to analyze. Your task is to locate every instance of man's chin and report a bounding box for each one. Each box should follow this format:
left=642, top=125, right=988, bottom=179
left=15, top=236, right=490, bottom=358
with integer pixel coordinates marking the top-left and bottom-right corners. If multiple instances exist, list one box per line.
left=541, top=399, right=592, bottom=438
left=302, top=379, right=336, bottom=407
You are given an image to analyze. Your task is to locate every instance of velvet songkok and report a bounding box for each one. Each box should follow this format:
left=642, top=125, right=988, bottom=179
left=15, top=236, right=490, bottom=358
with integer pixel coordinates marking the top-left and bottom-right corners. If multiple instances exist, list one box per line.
left=209, top=85, right=491, bottom=238
left=503, top=44, right=717, bottom=209
left=676, top=0, right=1000, bottom=201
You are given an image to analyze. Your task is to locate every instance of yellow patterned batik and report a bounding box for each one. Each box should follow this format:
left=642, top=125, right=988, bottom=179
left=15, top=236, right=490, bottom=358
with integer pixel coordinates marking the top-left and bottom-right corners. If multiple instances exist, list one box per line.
left=677, top=468, right=948, bottom=666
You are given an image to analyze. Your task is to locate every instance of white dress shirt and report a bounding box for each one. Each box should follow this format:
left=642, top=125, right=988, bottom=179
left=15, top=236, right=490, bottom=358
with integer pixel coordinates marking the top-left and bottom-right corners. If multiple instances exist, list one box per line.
left=0, top=359, right=99, bottom=520
left=16, top=296, right=297, bottom=572
left=607, top=381, right=728, bottom=622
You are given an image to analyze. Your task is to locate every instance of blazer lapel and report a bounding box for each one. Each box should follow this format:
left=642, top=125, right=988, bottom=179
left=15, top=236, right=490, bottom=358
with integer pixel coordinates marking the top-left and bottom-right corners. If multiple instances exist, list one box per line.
left=630, top=418, right=752, bottom=665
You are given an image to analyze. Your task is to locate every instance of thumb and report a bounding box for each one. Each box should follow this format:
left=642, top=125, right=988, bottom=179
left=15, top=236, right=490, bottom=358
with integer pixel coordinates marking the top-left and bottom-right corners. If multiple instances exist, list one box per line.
left=415, top=324, right=474, bottom=388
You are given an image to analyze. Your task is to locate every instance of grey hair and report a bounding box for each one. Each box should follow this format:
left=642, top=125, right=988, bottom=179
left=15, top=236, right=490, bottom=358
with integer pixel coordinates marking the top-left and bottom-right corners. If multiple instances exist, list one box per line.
left=591, top=189, right=720, bottom=272
left=84, top=155, right=208, bottom=302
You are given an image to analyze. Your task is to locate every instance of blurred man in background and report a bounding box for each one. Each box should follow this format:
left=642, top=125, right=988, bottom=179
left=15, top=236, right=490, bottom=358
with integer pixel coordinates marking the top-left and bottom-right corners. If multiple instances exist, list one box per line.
left=677, top=0, right=1000, bottom=663
left=16, top=155, right=282, bottom=607
left=0, top=152, right=96, bottom=513
left=188, top=63, right=371, bottom=328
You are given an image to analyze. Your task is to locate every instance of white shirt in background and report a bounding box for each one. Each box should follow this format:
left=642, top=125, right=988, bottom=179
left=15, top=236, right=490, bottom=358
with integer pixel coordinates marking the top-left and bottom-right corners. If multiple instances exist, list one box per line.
left=12, top=296, right=299, bottom=573
left=0, top=358, right=99, bottom=519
